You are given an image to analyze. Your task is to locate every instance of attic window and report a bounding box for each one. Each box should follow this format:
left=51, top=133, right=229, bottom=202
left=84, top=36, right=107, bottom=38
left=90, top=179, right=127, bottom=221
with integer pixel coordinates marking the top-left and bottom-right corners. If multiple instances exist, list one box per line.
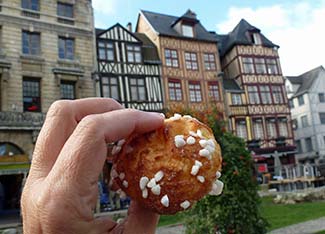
left=182, top=24, right=194, bottom=37
left=251, top=33, right=261, bottom=45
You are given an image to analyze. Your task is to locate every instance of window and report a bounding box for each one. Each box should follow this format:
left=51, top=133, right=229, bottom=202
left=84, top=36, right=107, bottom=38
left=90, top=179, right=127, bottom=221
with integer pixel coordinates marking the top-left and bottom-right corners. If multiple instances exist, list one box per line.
left=320, top=113, right=325, bottom=124
left=58, top=37, right=74, bottom=60
left=23, top=78, right=41, bottom=112
left=251, top=33, right=262, bottom=45
left=22, top=31, right=40, bottom=55
left=242, top=57, right=254, bottom=74
left=208, top=82, right=220, bottom=101
left=289, top=99, right=294, bottom=108
left=129, top=78, right=146, bottom=101
left=266, top=118, right=277, bottom=139
left=254, top=58, right=267, bottom=74
left=292, top=119, right=298, bottom=130
left=295, top=140, right=302, bottom=153
left=57, top=2, right=73, bottom=18
left=253, top=119, right=264, bottom=139
left=98, top=41, right=114, bottom=61
left=189, top=82, right=202, bottom=102
left=266, top=58, right=279, bottom=75
left=185, top=52, right=198, bottom=70
left=127, top=45, right=141, bottom=63
left=231, top=94, right=242, bottom=105
left=319, top=93, right=325, bottom=103
left=168, top=79, right=182, bottom=101
left=301, top=115, right=309, bottom=128
left=204, top=53, right=216, bottom=70
left=182, top=24, right=194, bottom=37
left=102, top=77, right=119, bottom=100
left=165, top=49, right=178, bottom=67
left=248, top=86, right=260, bottom=104
left=278, top=118, right=288, bottom=137
left=272, top=85, right=284, bottom=104
left=305, top=138, right=313, bottom=152
left=22, top=0, right=39, bottom=11
left=260, top=85, right=272, bottom=104
left=60, top=81, right=75, bottom=100
left=298, top=95, right=305, bottom=106
left=236, top=120, right=247, bottom=139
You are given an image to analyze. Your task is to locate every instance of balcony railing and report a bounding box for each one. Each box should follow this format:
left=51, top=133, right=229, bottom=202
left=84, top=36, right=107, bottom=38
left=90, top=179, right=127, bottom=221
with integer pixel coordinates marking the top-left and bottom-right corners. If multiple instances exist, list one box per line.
left=229, top=105, right=248, bottom=116
left=0, top=111, right=45, bottom=130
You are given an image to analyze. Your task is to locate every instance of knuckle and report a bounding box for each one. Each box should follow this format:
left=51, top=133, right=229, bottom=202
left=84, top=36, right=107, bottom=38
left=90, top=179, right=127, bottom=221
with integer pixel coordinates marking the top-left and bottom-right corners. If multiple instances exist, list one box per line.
left=77, top=114, right=101, bottom=135
left=47, top=100, right=73, bottom=118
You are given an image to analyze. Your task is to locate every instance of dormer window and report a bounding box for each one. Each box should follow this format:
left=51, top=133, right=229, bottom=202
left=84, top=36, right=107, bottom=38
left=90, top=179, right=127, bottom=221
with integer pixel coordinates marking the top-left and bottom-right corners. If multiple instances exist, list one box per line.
left=127, top=45, right=141, bottom=63
left=251, top=32, right=261, bottom=45
left=182, top=24, right=194, bottom=37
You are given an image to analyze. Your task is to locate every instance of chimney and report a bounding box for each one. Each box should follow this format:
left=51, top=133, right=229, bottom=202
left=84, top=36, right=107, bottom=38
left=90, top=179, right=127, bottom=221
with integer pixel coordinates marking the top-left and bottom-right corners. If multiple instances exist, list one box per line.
left=127, top=22, right=132, bottom=32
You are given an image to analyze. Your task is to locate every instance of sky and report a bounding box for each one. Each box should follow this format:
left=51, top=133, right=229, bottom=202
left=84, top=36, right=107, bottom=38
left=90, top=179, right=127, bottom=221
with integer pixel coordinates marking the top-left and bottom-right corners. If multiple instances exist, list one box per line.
left=92, top=0, right=325, bottom=76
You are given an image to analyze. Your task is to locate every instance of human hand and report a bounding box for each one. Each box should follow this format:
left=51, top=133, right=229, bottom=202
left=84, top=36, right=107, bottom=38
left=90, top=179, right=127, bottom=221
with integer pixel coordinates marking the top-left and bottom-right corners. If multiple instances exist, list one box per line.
left=21, top=98, right=164, bottom=234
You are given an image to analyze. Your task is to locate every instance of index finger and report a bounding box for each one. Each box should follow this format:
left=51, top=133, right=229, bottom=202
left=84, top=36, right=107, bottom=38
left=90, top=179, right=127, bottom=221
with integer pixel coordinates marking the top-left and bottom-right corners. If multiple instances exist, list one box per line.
left=30, top=98, right=122, bottom=180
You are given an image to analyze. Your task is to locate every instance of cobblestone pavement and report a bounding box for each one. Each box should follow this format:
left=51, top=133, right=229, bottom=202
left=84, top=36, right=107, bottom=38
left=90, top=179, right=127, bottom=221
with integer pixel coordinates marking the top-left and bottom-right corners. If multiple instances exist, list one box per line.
left=269, top=217, right=325, bottom=234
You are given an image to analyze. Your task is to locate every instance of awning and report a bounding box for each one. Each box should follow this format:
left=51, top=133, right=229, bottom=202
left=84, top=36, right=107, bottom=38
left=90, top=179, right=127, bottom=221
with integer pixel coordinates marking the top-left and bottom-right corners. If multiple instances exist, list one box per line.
left=0, top=163, right=30, bottom=175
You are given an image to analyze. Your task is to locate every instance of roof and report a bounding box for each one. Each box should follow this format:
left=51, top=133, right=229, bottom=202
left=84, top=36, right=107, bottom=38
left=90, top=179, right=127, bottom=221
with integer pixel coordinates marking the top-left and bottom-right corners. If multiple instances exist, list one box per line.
left=223, top=79, right=243, bottom=92
left=219, top=19, right=279, bottom=56
left=134, top=33, right=161, bottom=64
left=138, top=10, right=217, bottom=42
left=286, top=66, right=325, bottom=97
left=95, top=28, right=106, bottom=36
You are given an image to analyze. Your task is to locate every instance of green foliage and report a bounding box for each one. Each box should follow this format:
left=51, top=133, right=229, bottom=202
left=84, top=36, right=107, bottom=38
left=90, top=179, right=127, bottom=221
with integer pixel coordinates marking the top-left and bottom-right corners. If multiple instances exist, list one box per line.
left=175, top=106, right=268, bottom=234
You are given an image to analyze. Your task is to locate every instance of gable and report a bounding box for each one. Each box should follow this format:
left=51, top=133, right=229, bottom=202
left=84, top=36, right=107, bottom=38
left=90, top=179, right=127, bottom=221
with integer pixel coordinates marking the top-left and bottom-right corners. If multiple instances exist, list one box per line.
left=97, top=24, right=140, bottom=43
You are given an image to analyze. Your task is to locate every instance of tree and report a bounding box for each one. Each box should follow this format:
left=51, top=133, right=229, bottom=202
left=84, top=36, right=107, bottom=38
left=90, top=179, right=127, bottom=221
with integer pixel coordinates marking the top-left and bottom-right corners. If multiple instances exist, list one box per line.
left=166, top=106, right=268, bottom=234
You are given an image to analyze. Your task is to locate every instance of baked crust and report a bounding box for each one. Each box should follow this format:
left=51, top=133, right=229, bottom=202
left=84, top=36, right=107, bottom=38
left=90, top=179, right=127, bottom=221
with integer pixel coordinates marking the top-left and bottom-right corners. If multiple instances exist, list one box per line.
left=112, top=115, right=222, bottom=214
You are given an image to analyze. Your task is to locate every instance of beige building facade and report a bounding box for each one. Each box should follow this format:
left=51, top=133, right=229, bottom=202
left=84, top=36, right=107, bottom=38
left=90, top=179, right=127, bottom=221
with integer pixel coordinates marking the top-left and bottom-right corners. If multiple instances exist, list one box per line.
left=0, top=0, right=96, bottom=212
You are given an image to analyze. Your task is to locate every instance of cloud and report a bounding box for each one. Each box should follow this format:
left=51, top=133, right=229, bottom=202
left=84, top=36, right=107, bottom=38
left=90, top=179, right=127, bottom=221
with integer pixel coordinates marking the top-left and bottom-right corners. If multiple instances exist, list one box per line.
left=217, top=1, right=325, bottom=76
left=92, top=0, right=117, bottom=15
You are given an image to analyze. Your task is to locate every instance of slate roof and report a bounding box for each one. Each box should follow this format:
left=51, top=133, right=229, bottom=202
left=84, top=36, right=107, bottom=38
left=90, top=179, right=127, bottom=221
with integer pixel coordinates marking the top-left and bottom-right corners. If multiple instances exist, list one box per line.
left=138, top=10, right=217, bottom=42
left=286, top=66, right=325, bottom=97
left=223, top=79, right=243, bottom=92
left=95, top=28, right=106, bottom=36
left=219, top=19, right=279, bottom=57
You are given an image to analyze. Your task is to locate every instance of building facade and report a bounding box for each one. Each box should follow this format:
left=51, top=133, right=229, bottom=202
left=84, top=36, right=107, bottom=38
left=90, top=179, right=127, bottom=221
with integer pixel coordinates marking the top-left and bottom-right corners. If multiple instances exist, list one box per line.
left=285, top=66, right=325, bottom=163
left=136, top=10, right=225, bottom=113
left=96, top=23, right=163, bottom=111
left=0, top=0, right=96, bottom=213
left=218, top=19, right=295, bottom=176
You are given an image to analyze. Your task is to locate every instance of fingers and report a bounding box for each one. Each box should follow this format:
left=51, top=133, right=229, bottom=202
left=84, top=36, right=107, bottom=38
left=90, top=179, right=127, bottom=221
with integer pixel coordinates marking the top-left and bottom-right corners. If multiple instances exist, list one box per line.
left=122, top=201, right=159, bottom=234
left=30, top=98, right=123, bottom=180
left=48, top=109, right=164, bottom=190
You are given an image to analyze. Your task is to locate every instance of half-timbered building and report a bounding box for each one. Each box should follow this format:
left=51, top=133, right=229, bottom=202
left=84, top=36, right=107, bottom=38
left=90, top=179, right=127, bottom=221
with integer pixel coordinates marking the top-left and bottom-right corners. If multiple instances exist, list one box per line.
left=136, top=10, right=225, bottom=113
left=218, top=19, right=296, bottom=176
left=96, top=24, right=163, bottom=111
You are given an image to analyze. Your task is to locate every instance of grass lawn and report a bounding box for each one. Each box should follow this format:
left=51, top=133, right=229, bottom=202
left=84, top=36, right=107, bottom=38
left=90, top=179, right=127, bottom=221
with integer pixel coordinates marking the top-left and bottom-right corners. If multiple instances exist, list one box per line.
left=158, top=196, right=325, bottom=231
left=261, top=196, right=325, bottom=231
left=314, top=231, right=325, bottom=234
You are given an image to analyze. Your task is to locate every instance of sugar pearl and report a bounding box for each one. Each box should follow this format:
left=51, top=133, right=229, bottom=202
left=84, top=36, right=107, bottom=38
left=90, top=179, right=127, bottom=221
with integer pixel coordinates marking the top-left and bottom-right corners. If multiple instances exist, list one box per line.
left=122, top=180, right=128, bottom=188
left=191, top=165, right=200, bottom=176
left=180, top=200, right=191, bottom=209
left=189, top=131, right=198, bottom=137
left=199, top=139, right=208, bottom=148
left=197, top=176, right=205, bottom=183
left=139, top=177, right=149, bottom=190
left=151, top=184, right=161, bottom=195
left=209, top=180, right=224, bottom=196
left=174, top=136, right=186, bottom=148
left=112, top=145, right=121, bottom=155
left=117, top=139, right=126, bottom=146
left=154, top=171, right=164, bottom=182
left=161, top=195, right=169, bottom=207
left=186, top=136, right=196, bottom=145
left=147, top=178, right=156, bottom=188
left=195, top=160, right=203, bottom=167
left=216, top=171, right=222, bottom=179
left=119, top=173, right=125, bottom=180
left=142, top=188, right=148, bottom=198
left=199, top=149, right=210, bottom=158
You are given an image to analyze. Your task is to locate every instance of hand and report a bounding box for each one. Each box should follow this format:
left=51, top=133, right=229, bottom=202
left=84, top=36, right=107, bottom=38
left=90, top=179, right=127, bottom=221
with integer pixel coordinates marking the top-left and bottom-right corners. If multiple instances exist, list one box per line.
left=21, top=98, right=164, bottom=234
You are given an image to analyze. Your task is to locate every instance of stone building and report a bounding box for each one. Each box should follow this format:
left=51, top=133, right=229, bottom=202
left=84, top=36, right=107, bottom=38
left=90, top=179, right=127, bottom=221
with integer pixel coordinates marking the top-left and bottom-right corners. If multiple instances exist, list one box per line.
left=218, top=19, right=295, bottom=176
left=285, top=66, right=325, bottom=164
left=136, top=10, right=225, bottom=113
left=0, top=0, right=96, bottom=213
